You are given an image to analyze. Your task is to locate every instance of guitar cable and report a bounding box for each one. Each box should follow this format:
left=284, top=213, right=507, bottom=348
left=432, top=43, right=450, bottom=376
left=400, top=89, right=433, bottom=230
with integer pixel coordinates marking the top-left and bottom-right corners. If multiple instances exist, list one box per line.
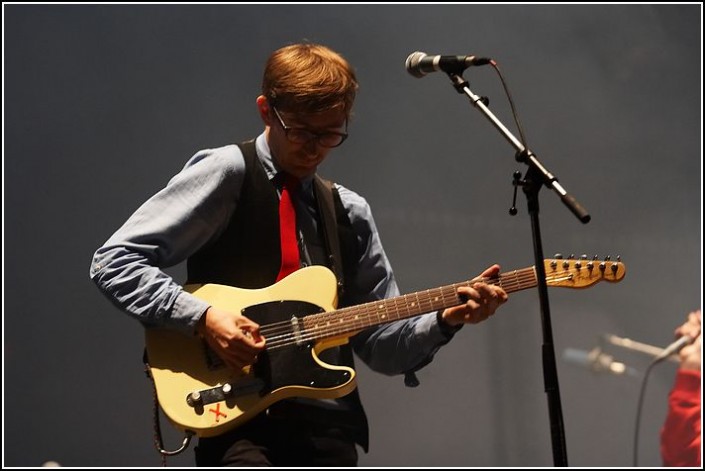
left=144, top=359, right=168, bottom=466
left=144, top=355, right=194, bottom=465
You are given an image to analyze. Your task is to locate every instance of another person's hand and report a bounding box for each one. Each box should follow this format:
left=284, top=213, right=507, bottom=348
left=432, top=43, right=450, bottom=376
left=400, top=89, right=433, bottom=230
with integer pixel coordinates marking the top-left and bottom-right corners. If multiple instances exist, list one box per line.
left=440, top=264, right=509, bottom=327
left=197, top=307, right=266, bottom=370
left=675, top=309, right=701, bottom=371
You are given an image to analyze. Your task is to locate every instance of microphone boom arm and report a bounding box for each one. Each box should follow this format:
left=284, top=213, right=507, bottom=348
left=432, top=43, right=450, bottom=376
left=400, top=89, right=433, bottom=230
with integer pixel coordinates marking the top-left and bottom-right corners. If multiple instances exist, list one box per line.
left=447, top=73, right=590, bottom=223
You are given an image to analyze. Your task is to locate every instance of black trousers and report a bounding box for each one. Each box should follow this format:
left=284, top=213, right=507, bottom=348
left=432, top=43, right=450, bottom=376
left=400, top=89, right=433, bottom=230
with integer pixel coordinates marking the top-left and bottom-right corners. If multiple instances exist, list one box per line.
left=194, top=413, right=359, bottom=467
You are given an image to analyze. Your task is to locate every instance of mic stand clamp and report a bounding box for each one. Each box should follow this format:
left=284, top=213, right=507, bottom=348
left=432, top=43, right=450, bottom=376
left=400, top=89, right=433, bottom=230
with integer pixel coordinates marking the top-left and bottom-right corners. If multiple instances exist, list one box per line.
left=450, top=74, right=490, bottom=108
left=509, top=170, right=522, bottom=216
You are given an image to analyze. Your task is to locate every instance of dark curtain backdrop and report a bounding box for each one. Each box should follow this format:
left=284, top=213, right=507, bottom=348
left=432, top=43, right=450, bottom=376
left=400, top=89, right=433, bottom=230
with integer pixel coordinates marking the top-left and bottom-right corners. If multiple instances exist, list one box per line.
left=4, top=4, right=701, bottom=467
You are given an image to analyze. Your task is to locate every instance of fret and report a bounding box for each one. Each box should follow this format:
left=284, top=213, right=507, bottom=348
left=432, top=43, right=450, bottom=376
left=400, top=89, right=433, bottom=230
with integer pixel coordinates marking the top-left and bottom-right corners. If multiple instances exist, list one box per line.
left=390, top=296, right=400, bottom=321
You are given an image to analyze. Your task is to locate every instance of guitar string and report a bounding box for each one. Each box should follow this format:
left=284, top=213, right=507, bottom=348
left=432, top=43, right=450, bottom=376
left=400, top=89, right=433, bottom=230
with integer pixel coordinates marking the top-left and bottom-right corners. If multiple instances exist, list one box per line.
left=257, top=272, right=503, bottom=341
left=260, top=270, right=539, bottom=346
left=265, top=280, right=536, bottom=350
left=257, top=268, right=531, bottom=340
left=258, top=262, right=621, bottom=343
left=264, top=269, right=542, bottom=350
left=260, top=264, right=620, bottom=350
left=256, top=274, right=491, bottom=338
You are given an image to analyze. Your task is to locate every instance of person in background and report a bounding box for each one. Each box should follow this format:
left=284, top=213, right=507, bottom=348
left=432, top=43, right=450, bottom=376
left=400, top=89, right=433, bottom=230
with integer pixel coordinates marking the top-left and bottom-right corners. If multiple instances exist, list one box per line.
left=660, top=309, right=701, bottom=467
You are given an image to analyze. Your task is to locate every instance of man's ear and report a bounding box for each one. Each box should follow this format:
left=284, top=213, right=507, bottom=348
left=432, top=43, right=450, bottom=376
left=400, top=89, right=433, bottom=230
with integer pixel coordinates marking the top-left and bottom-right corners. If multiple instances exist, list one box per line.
left=256, top=95, right=271, bottom=125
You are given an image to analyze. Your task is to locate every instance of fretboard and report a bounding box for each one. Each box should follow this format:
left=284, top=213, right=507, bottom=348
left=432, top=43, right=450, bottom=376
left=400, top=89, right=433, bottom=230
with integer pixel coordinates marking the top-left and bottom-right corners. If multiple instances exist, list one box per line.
left=301, top=266, right=538, bottom=341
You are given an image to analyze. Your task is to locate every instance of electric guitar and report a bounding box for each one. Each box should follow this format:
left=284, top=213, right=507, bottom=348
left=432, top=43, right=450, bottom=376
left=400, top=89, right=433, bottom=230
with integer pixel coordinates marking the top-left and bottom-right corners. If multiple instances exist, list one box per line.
left=145, top=256, right=625, bottom=438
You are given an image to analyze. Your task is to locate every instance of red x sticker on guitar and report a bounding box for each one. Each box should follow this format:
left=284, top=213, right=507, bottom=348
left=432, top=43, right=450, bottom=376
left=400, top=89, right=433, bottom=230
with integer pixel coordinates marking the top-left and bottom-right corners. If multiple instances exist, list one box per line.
left=209, top=403, right=227, bottom=423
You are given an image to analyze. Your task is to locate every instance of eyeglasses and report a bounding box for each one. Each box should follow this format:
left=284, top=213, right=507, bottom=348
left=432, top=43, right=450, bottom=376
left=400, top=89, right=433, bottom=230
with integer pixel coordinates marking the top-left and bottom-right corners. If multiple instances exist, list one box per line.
left=271, top=106, right=348, bottom=148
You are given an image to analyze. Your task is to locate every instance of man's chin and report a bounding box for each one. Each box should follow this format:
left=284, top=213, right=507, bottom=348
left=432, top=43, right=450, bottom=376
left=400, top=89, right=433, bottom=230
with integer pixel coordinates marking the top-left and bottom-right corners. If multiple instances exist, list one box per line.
left=294, top=164, right=319, bottom=178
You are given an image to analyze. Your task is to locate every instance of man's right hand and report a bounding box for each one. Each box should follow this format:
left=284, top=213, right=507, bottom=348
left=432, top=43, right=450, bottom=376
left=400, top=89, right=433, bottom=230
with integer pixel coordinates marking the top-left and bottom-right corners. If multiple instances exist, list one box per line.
left=197, top=307, right=266, bottom=370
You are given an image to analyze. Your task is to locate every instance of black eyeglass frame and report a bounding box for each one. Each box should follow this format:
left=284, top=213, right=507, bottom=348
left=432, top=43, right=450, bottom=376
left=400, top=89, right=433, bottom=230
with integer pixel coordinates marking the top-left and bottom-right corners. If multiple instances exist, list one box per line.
left=271, top=106, right=348, bottom=148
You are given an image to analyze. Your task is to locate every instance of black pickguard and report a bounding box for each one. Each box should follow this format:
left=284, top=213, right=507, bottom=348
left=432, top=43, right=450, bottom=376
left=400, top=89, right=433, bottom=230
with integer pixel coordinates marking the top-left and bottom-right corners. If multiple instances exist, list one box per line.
left=242, top=300, right=352, bottom=394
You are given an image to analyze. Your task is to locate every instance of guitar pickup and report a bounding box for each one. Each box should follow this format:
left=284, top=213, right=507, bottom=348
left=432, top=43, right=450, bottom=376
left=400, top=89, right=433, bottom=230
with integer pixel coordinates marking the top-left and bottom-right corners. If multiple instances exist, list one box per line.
left=290, top=315, right=304, bottom=346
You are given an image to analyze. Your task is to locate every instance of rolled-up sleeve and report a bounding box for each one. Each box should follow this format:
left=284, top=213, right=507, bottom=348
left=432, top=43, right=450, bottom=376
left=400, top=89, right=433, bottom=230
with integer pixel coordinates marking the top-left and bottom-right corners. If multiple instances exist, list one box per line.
left=336, top=184, right=459, bottom=377
left=90, top=145, right=246, bottom=332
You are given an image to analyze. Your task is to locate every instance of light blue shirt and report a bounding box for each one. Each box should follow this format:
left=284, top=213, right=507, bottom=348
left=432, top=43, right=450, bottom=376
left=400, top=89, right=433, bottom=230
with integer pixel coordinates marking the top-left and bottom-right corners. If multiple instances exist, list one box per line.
left=90, top=133, right=457, bottom=376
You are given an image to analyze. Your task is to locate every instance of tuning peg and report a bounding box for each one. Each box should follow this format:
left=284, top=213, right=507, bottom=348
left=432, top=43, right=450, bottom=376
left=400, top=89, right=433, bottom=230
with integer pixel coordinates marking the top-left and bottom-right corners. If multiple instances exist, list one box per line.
left=569, top=253, right=575, bottom=259
left=580, top=254, right=588, bottom=260
left=554, top=253, right=563, bottom=259
left=605, top=255, right=611, bottom=261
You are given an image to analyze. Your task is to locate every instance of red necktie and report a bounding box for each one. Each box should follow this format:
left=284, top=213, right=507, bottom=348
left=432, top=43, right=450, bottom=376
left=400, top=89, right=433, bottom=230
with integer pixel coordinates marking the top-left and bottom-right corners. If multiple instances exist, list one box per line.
left=276, top=174, right=300, bottom=281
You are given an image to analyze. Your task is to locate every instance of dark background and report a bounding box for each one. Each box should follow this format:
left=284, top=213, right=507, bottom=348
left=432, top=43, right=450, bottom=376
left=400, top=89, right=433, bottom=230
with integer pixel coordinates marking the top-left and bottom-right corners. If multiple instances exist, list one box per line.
left=4, top=4, right=701, bottom=467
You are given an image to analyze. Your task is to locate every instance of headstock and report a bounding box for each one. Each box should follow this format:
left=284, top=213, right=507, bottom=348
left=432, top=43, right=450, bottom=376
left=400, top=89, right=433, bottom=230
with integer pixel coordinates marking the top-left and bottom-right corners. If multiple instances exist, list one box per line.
left=544, top=254, right=625, bottom=289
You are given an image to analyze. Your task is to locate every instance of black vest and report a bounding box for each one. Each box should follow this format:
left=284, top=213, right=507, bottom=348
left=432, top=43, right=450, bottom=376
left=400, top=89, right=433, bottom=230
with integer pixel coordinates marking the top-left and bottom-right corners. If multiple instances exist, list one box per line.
left=187, top=140, right=369, bottom=450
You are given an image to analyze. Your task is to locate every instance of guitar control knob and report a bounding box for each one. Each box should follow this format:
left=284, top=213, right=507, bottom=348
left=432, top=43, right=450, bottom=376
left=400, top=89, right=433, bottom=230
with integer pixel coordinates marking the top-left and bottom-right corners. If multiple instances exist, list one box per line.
left=187, top=391, right=202, bottom=406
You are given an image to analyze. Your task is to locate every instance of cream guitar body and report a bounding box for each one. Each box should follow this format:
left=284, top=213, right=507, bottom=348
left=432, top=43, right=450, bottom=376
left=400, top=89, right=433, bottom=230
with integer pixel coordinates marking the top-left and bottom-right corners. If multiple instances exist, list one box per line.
left=145, top=266, right=353, bottom=438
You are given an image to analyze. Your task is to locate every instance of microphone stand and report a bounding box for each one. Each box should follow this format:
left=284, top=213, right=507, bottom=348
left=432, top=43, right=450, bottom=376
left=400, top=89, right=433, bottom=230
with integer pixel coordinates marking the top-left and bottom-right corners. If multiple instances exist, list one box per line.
left=446, top=72, right=590, bottom=467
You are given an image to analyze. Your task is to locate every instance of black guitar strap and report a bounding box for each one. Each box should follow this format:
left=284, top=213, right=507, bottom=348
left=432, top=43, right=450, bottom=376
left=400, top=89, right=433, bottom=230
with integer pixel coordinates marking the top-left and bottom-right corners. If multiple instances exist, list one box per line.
left=313, top=175, right=346, bottom=298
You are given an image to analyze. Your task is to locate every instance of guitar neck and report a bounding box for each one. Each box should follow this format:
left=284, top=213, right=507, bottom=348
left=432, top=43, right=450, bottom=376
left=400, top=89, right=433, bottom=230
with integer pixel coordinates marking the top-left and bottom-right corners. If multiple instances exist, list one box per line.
left=302, top=266, right=537, bottom=341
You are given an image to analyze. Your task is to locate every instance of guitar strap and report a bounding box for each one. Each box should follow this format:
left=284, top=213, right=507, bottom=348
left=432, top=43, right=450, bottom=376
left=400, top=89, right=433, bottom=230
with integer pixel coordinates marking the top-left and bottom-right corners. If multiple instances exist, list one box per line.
left=313, top=175, right=346, bottom=299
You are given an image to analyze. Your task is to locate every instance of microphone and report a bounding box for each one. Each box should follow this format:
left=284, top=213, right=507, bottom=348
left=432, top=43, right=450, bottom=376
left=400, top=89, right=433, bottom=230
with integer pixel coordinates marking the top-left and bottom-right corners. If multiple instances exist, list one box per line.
left=405, top=51, right=491, bottom=78
left=562, top=347, right=636, bottom=376
left=652, top=335, right=692, bottom=363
